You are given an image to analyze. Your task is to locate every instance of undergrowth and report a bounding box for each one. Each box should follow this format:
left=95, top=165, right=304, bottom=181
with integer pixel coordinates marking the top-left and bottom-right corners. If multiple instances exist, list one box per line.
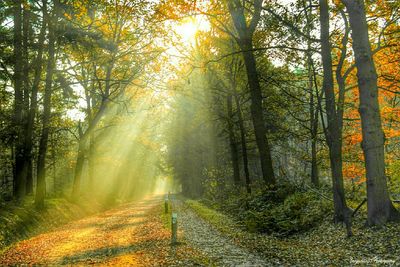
left=201, top=182, right=333, bottom=235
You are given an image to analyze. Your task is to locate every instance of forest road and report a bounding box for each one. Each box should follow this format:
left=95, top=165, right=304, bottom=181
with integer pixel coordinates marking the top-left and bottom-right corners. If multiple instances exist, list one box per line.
left=0, top=195, right=206, bottom=266
left=0, top=195, right=268, bottom=266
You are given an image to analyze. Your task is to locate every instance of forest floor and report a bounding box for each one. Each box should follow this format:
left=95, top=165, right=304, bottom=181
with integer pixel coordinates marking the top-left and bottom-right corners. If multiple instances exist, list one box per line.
left=1, top=194, right=399, bottom=266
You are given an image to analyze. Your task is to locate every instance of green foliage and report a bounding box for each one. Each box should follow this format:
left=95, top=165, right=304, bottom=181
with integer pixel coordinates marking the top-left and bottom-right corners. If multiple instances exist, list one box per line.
left=389, top=160, right=400, bottom=196
left=242, top=192, right=331, bottom=235
left=185, top=199, right=241, bottom=236
left=202, top=182, right=332, bottom=236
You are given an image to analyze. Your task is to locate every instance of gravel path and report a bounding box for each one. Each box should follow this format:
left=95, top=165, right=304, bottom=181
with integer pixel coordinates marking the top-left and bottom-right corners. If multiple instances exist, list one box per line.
left=172, top=198, right=269, bottom=267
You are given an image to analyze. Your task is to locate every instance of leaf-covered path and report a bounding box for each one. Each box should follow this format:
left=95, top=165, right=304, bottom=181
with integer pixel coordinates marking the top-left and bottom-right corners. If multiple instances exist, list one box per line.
left=0, top=196, right=208, bottom=266
left=1, top=195, right=272, bottom=266
left=172, top=199, right=267, bottom=266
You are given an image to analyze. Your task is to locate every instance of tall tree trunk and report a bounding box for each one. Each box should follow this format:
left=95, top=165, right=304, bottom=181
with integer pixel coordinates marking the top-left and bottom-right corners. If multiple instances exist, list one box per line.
left=226, top=94, right=241, bottom=185
left=72, top=138, right=85, bottom=198
left=13, top=0, right=26, bottom=200
left=307, top=54, right=319, bottom=187
left=342, top=0, right=399, bottom=225
left=227, top=0, right=276, bottom=185
left=71, top=62, right=113, bottom=197
left=22, top=1, right=32, bottom=194
left=242, top=47, right=275, bottom=185
left=71, top=99, right=108, bottom=197
left=303, top=0, right=319, bottom=188
left=234, top=90, right=251, bottom=194
left=35, top=1, right=56, bottom=208
left=88, top=135, right=95, bottom=189
left=319, top=0, right=350, bottom=223
left=24, top=1, right=46, bottom=195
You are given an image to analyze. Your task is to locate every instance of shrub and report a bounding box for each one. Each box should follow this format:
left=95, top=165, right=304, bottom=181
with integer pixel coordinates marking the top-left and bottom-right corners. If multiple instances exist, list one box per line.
left=241, top=192, right=332, bottom=235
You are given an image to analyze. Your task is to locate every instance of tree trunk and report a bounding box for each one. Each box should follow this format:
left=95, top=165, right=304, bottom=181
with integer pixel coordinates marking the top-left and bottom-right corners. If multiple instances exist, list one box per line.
left=319, top=0, right=350, bottom=222
left=304, top=0, right=319, bottom=187
left=242, top=46, right=276, bottom=185
left=71, top=62, right=113, bottom=197
left=234, top=90, right=251, bottom=194
left=342, top=0, right=399, bottom=225
left=35, top=1, right=56, bottom=208
left=13, top=0, right=26, bottom=200
left=88, top=135, right=95, bottom=189
left=307, top=54, right=319, bottom=187
left=22, top=2, right=32, bottom=194
left=24, top=0, right=47, bottom=195
left=227, top=0, right=276, bottom=186
left=226, top=94, right=241, bottom=185
left=310, top=134, right=318, bottom=186
left=71, top=139, right=85, bottom=198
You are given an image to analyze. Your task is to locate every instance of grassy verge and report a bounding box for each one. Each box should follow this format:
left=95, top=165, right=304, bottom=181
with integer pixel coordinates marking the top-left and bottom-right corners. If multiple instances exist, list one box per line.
left=184, top=198, right=400, bottom=265
left=185, top=199, right=243, bottom=237
left=0, top=196, right=103, bottom=251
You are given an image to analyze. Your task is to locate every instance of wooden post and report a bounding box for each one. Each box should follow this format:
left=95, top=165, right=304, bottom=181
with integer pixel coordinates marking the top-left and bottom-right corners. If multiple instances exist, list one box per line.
left=171, top=212, right=177, bottom=244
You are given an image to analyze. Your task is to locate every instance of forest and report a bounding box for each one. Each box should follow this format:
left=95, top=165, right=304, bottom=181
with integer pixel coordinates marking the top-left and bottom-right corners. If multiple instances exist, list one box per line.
left=0, top=0, right=400, bottom=265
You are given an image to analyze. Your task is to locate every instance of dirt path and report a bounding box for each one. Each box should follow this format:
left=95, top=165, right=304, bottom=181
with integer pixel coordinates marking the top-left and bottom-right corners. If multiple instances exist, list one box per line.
left=0, top=196, right=206, bottom=266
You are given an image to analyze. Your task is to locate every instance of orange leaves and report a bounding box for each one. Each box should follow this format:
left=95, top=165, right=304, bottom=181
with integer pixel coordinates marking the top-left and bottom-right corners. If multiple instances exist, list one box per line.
left=343, top=162, right=365, bottom=184
left=0, top=197, right=207, bottom=266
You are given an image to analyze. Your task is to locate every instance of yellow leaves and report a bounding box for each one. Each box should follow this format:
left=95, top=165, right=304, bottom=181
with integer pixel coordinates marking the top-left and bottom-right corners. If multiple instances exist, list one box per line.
left=64, top=12, right=72, bottom=20
left=152, top=63, right=161, bottom=73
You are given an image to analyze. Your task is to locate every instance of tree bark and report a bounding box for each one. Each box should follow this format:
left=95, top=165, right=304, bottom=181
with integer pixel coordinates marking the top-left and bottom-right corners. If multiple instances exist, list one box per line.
left=24, top=1, right=47, bottom=195
left=234, top=90, right=251, bottom=194
left=319, top=0, right=350, bottom=222
left=307, top=53, right=319, bottom=187
left=227, top=0, right=275, bottom=185
left=72, top=138, right=85, bottom=198
left=342, top=0, right=399, bottom=225
left=226, top=94, right=241, bottom=185
left=13, top=0, right=26, bottom=200
left=71, top=98, right=108, bottom=197
left=22, top=2, right=32, bottom=194
left=71, top=62, right=113, bottom=197
left=35, top=1, right=56, bottom=208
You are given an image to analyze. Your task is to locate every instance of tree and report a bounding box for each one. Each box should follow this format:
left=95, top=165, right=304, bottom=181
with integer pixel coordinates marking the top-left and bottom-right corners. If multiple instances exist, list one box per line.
left=342, top=0, right=400, bottom=225
left=13, top=0, right=26, bottom=200
left=227, top=0, right=275, bottom=185
left=35, top=0, right=57, bottom=208
left=319, top=0, right=351, bottom=227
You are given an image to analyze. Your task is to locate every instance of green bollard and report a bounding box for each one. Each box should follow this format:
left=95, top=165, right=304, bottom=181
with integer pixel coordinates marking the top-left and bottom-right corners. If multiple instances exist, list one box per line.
left=171, top=213, right=178, bottom=245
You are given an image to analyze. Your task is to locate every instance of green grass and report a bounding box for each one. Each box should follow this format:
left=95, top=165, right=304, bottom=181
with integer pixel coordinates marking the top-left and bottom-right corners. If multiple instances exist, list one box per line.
left=185, top=199, right=241, bottom=236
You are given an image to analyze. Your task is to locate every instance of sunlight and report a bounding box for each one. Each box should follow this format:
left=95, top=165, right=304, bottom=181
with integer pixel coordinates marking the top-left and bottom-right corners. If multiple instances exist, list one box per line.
left=175, top=15, right=210, bottom=44
left=176, top=19, right=198, bottom=42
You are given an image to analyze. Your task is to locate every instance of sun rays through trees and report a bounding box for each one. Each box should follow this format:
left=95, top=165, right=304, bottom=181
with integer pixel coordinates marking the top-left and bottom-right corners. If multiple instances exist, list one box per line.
left=1, top=0, right=400, bottom=265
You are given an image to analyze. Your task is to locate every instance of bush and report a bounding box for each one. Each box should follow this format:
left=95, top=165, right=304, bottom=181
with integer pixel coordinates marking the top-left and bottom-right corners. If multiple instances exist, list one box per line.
left=241, top=192, right=331, bottom=235
left=201, top=179, right=332, bottom=236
